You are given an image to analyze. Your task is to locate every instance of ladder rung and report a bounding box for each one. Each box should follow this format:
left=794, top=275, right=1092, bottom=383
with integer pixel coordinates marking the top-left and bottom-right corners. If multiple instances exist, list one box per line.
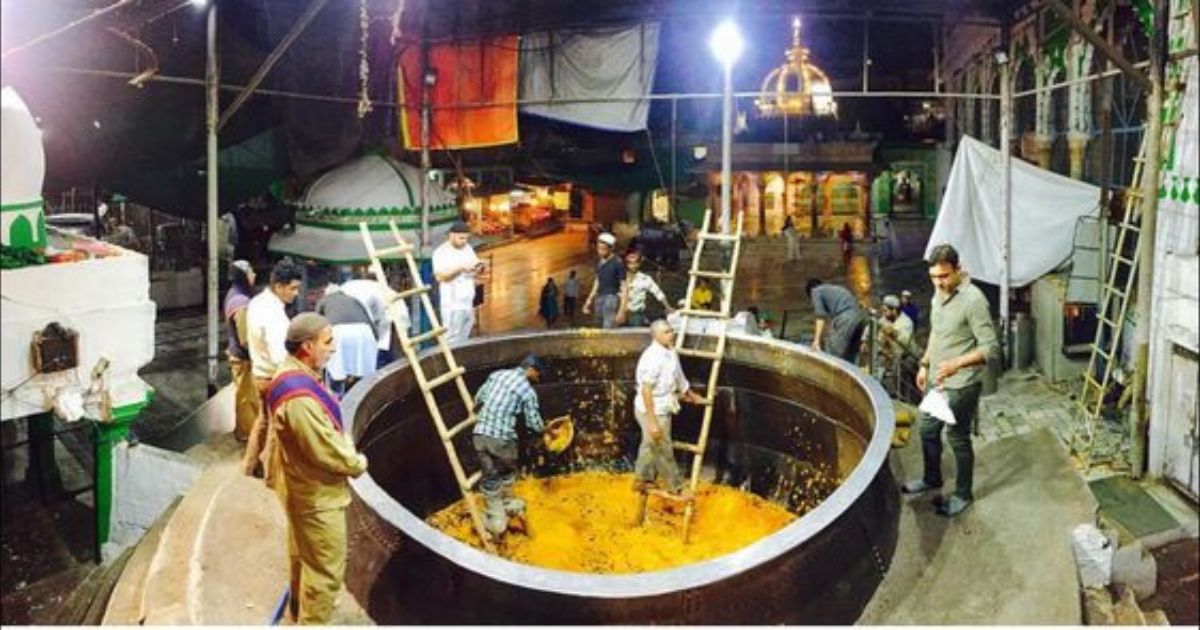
left=404, top=326, right=446, bottom=347
left=1112, top=254, right=1135, bottom=266
left=464, top=470, right=482, bottom=489
left=699, top=232, right=739, bottom=243
left=423, top=366, right=466, bottom=391
left=642, top=487, right=695, bottom=503
left=375, top=243, right=415, bottom=258
left=445, top=416, right=475, bottom=440
left=395, top=285, right=431, bottom=300
left=1099, top=316, right=1120, bottom=329
left=694, top=396, right=715, bottom=407
left=691, top=270, right=734, bottom=280
left=673, top=440, right=704, bottom=454
left=1093, top=347, right=1111, bottom=360
left=678, top=308, right=728, bottom=319
left=1083, top=373, right=1103, bottom=389
left=677, top=347, right=721, bottom=360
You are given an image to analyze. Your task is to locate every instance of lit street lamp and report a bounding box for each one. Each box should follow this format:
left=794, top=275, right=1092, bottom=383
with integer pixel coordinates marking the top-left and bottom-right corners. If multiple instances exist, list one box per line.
left=710, top=20, right=743, bottom=234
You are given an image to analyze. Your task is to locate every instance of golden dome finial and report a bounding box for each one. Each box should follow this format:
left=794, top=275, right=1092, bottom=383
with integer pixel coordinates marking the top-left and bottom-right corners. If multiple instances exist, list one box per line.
left=755, top=14, right=838, bottom=119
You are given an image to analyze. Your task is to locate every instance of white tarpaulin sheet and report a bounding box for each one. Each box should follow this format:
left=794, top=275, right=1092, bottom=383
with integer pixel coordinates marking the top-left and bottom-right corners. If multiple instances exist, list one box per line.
left=520, top=24, right=660, bottom=132
left=926, top=135, right=1101, bottom=287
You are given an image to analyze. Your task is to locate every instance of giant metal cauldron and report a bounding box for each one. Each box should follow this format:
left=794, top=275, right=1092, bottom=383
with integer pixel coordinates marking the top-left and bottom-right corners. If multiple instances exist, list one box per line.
left=341, top=330, right=898, bottom=624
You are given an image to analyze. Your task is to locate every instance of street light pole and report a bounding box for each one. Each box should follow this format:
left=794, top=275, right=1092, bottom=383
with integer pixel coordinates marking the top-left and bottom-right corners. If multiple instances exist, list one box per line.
left=720, top=62, right=733, bottom=235
left=710, top=20, right=743, bottom=236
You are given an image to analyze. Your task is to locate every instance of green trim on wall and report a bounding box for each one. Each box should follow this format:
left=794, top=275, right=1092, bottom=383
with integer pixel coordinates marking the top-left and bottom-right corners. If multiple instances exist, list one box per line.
left=1, top=199, right=43, bottom=212
left=267, top=248, right=418, bottom=264
left=296, top=213, right=459, bottom=232
left=296, top=203, right=458, bottom=217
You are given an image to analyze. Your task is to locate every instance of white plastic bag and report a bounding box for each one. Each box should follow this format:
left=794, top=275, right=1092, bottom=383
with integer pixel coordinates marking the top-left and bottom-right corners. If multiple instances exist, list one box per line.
left=919, top=388, right=957, bottom=425
left=1071, top=523, right=1114, bottom=588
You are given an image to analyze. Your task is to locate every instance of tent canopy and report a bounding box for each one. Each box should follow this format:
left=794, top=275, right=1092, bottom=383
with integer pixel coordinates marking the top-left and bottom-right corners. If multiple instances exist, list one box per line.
left=269, top=155, right=458, bottom=263
left=925, top=135, right=1101, bottom=287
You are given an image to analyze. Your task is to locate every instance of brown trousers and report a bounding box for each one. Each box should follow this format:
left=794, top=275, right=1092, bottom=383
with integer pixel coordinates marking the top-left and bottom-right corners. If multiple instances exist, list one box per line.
left=230, top=359, right=260, bottom=441
left=241, top=377, right=275, bottom=476
left=281, top=505, right=348, bottom=625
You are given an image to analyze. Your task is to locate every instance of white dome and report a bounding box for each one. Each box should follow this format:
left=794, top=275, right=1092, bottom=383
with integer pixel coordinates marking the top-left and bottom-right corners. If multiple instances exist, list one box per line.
left=1, top=87, right=46, bottom=206
left=302, top=155, right=451, bottom=211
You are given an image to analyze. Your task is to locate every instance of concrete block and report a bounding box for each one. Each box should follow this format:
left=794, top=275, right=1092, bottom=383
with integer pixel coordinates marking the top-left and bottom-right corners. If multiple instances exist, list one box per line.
left=1081, top=587, right=1114, bottom=625
left=1111, top=541, right=1157, bottom=600
left=1072, top=523, right=1114, bottom=588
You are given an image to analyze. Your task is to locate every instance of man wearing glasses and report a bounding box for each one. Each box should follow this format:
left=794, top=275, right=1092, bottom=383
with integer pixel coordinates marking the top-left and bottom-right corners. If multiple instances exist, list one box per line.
left=901, top=244, right=998, bottom=517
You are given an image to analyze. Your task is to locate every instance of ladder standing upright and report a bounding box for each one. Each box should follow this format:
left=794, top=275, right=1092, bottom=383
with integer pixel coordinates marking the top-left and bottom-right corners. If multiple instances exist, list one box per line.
left=358, top=221, right=495, bottom=552
left=1070, top=128, right=1152, bottom=468
left=636, top=209, right=745, bottom=543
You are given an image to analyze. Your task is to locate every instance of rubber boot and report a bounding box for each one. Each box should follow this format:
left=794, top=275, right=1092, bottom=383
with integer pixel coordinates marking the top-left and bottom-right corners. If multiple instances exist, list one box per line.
left=482, top=488, right=509, bottom=536
left=499, top=479, right=526, bottom=517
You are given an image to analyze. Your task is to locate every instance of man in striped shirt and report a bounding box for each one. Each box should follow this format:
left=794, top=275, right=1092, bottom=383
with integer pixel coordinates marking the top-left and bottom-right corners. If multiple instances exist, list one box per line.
left=472, top=354, right=547, bottom=536
left=623, top=250, right=674, bottom=327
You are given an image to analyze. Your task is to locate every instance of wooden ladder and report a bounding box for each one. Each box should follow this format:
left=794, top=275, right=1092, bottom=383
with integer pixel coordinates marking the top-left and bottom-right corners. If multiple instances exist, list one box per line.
left=637, top=209, right=745, bottom=542
left=358, top=221, right=494, bottom=552
left=1068, top=122, right=1158, bottom=469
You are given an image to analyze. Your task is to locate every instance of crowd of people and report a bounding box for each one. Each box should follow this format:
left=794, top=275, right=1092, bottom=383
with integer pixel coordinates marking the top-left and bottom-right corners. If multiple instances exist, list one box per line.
left=221, top=214, right=996, bottom=622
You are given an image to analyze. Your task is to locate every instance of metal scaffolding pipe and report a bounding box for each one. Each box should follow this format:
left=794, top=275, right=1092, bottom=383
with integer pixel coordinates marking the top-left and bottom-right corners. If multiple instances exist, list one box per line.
left=218, top=0, right=331, bottom=131
left=1, top=0, right=138, bottom=60
left=204, top=1, right=219, bottom=398
left=48, top=67, right=1002, bottom=107
left=998, top=58, right=1013, bottom=365
left=1045, top=0, right=1152, bottom=92
left=1012, top=61, right=1151, bottom=99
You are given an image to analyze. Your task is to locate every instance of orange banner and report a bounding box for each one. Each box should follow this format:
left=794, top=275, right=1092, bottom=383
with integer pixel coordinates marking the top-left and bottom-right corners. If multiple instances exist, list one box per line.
left=398, top=36, right=519, bottom=150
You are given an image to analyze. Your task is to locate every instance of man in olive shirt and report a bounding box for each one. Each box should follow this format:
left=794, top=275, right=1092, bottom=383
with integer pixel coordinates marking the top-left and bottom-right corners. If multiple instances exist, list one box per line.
left=901, top=244, right=998, bottom=517
left=264, top=313, right=369, bottom=624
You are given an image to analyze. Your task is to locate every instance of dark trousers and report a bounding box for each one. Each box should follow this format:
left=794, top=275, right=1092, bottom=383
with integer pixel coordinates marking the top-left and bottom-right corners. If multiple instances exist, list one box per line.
left=563, top=296, right=577, bottom=319
left=919, top=382, right=982, bottom=501
left=473, top=435, right=518, bottom=494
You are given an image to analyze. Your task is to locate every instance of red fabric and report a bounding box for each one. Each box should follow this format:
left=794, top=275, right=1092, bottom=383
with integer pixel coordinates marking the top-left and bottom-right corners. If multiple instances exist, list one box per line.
left=397, top=36, right=519, bottom=150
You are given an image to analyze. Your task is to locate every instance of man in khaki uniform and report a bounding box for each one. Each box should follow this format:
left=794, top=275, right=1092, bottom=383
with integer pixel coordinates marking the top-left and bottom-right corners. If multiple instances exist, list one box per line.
left=264, top=313, right=368, bottom=624
left=223, top=260, right=257, bottom=440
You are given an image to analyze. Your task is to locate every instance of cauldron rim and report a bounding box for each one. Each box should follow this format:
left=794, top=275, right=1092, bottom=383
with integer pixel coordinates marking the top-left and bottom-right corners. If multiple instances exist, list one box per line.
left=345, top=329, right=894, bottom=598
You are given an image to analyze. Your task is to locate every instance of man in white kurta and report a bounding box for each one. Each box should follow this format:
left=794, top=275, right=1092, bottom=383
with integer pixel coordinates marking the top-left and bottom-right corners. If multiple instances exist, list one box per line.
left=432, top=221, right=484, bottom=346
left=633, top=319, right=703, bottom=497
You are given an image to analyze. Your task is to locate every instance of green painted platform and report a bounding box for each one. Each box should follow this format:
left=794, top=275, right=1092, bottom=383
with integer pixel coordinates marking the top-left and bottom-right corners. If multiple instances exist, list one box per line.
left=1088, top=475, right=1180, bottom=539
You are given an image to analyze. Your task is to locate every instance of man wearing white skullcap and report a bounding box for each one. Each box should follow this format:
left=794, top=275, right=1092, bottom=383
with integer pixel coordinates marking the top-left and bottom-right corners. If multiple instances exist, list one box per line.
left=582, top=232, right=628, bottom=328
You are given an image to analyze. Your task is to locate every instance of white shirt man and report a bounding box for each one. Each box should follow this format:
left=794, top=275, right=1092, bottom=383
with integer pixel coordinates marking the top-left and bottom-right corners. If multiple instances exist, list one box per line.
left=341, top=277, right=409, bottom=353
left=623, top=250, right=671, bottom=327
left=247, top=269, right=301, bottom=380
left=633, top=320, right=702, bottom=497
left=241, top=258, right=302, bottom=477
left=432, top=221, right=484, bottom=345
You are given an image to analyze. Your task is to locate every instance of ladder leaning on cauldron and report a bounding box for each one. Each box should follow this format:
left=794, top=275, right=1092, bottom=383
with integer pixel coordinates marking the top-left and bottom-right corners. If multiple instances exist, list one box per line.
left=636, top=208, right=745, bottom=543
left=358, top=221, right=496, bottom=553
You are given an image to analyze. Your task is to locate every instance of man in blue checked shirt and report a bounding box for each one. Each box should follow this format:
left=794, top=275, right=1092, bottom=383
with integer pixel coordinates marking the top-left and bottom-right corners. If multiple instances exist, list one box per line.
left=472, top=354, right=547, bottom=536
